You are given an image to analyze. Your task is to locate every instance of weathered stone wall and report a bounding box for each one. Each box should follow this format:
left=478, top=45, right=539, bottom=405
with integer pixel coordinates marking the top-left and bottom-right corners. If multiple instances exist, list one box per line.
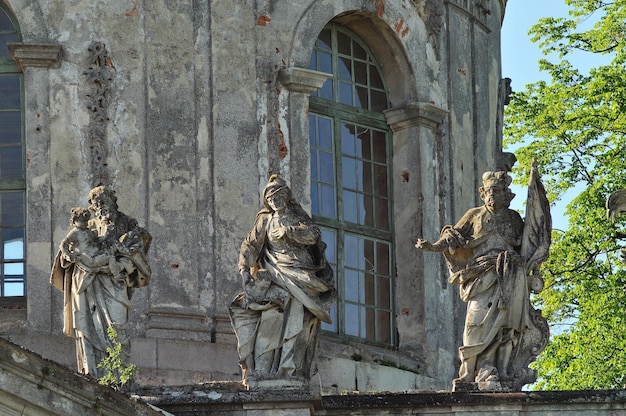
left=1, top=0, right=508, bottom=392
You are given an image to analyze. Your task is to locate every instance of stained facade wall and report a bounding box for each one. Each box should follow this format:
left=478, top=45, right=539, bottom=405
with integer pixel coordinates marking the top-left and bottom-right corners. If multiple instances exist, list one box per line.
left=1, top=0, right=508, bottom=391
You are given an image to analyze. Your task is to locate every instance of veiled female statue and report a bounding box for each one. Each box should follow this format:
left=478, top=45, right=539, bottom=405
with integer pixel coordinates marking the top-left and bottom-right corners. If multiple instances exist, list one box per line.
left=229, top=174, right=334, bottom=385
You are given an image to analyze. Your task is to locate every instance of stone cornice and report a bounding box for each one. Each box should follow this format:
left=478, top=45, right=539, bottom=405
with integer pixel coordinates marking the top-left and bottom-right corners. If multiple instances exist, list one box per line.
left=7, top=43, right=62, bottom=71
left=278, top=67, right=331, bottom=93
left=383, top=102, right=448, bottom=132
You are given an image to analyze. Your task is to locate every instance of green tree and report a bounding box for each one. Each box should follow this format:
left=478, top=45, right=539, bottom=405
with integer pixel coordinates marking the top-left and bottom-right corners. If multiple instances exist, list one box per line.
left=505, top=0, right=626, bottom=390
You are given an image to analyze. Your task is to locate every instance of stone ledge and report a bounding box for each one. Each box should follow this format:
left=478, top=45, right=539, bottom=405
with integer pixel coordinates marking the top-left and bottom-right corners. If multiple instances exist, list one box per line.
left=7, top=43, right=63, bottom=71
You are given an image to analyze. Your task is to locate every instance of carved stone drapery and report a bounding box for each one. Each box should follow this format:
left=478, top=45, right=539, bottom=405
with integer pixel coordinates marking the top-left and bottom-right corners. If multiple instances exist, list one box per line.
left=85, top=42, right=115, bottom=187
left=8, top=43, right=62, bottom=71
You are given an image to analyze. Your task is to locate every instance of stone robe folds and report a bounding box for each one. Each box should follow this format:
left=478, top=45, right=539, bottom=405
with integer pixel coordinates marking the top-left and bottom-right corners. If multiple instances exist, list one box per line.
left=229, top=207, right=334, bottom=382
left=440, top=206, right=528, bottom=381
left=50, top=214, right=151, bottom=378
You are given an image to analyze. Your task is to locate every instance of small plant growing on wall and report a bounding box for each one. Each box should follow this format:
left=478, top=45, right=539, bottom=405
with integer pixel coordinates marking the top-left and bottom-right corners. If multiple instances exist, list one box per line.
left=97, top=326, right=137, bottom=390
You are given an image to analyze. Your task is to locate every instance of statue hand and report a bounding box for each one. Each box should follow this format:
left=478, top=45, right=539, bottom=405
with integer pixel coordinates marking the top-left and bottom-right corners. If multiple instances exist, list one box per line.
left=415, top=238, right=435, bottom=251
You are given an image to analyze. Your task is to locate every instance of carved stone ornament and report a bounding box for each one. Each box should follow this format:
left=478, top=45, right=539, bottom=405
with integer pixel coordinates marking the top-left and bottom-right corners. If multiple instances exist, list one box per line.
left=7, top=43, right=62, bottom=71
left=415, top=0, right=444, bottom=59
left=416, top=163, right=551, bottom=391
left=50, top=186, right=152, bottom=378
left=383, top=101, right=448, bottom=132
left=229, top=174, right=335, bottom=389
left=85, top=42, right=116, bottom=187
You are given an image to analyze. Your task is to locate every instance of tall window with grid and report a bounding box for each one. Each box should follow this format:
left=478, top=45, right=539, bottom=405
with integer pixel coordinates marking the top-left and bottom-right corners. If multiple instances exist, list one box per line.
left=0, top=6, right=25, bottom=301
left=308, top=24, right=394, bottom=345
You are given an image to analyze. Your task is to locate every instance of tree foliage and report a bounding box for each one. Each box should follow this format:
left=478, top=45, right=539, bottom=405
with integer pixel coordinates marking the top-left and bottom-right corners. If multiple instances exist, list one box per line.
left=504, top=0, right=626, bottom=390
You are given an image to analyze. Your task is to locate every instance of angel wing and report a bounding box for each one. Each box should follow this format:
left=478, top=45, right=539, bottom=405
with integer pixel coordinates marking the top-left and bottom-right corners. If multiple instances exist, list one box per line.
left=521, top=161, right=552, bottom=272
left=606, top=189, right=626, bottom=222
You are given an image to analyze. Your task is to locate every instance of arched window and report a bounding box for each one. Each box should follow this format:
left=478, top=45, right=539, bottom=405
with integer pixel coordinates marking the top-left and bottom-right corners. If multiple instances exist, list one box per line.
left=309, top=23, right=394, bottom=345
left=0, top=5, right=25, bottom=301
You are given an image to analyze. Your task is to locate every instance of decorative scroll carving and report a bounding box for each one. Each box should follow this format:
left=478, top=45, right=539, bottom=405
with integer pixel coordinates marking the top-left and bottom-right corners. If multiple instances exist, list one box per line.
left=85, top=42, right=115, bottom=187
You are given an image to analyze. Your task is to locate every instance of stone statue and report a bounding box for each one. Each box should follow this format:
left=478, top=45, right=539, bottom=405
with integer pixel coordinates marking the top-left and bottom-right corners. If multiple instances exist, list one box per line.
left=416, top=163, right=551, bottom=391
left=50, top=186, right=151, bottom=378
left=606, top=189, right=626, bottom=264
left=229, top=174, right=335, bottom=387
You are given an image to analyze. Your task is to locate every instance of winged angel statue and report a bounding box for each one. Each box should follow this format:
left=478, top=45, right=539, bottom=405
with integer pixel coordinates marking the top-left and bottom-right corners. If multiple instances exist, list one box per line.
left=416, top=161, right=551, bottom=391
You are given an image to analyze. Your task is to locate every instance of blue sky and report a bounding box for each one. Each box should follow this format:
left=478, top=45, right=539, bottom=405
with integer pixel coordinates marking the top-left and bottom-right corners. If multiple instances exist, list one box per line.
left=500, top=1, right=573, bottom=223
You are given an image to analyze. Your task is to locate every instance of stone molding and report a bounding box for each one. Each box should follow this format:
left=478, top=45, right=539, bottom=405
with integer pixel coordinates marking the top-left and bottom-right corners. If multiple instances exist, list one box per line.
left=383, top=102, right=448, bottom=132
left=278, top=67, right=331, bottom=93
left=7, top=43, right=62, bottom=71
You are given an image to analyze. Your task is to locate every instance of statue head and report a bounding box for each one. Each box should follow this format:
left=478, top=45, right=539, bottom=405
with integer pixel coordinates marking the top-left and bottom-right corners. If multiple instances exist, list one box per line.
left=479, top=171, right=515, bottom=212
left=70, top=207, right=91, bottom=228
left=263, top=174, right=291, bottom=213
left=87, top=186, right=119, bottom=222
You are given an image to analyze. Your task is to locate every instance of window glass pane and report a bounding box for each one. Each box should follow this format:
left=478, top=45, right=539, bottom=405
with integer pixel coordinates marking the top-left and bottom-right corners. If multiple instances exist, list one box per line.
left=311, top=183, right=319, bottom=215
left=341, top=123, right=355, bottom=156
left=376, top=242, right=390, bottom=276
left=318, top=117, right=332, bottom=150
left=378, top=276, right=391, bottom=309
left=364, top=273, right=375, bottom=304
left=1, top=191, right=24, bottom=225
left=377, top=310, right=391, bottom=343
left=308, top=51, right=317, bottom=75
left=338, top=57, right=351, bottom=81
left=355, top=86, right=367, bottom=109
left=316, top=29, right=331, bottom=50
left=318, top=51, right=332, bottom=74
left=4, top=262, right=23, bottom=275
left=0, top=33, right=18, bottom=58
left=370, top=89, right=387, bottom=112
left=0, top=76, right=21, bottom=109
left=370, top=65, right=384, bottom=89
left=342, top=156, right=357, bottom=190
left=319, top=79, right=333, bottom=100
left=372, top=130, right=387, bottom=163
left=0, top=9, right=15, bottom=30
left=362, top=162, right=373, bottom=194
left=354, top=61, right=367, bottom=85
left=4, top=229, right=24, bottom=260
left=0, top=111, right=21, bottom=145
left=366, top=307, right=375, bottom=340
left=344, top=269, right=359, bottom=302
left=320, top=185, right=336, bottom=218
left=4, top=281, right=24, bottom=297
left=1, top=145, right=23, bottom=179
left=353, top=41, right=367, bottom=60
left=363, top=195, right=374, bottom=227
left=319, top=151, right=334, bottom=183
left=345, top=303, right=359, bottom=337
left=337, top=31, right=351, bottom=55
left=338, top=82, right=353, bottom=106
left=344, top=234, right=360, bottom=269
left=375, top=197, right=389, bottom=231
left=374, top=163, right=388, bottom=196
left=343, top=190, right=358, bottom=223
